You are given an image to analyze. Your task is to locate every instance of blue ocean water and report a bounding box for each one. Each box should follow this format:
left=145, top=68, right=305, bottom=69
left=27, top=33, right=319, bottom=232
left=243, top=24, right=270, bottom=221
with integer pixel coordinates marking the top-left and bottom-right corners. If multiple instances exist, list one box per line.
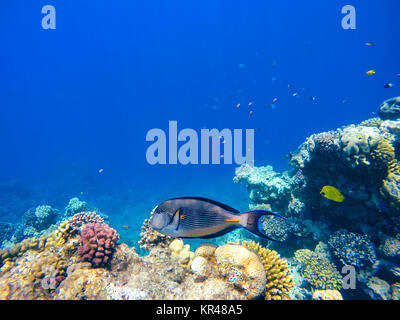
left=0, top=0, right=399, bottom=250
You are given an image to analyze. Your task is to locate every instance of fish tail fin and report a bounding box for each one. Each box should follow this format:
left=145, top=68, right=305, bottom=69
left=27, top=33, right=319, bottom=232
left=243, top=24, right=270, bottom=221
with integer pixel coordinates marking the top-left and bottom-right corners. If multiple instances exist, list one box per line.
left=240, top=210, right=286, bottom=243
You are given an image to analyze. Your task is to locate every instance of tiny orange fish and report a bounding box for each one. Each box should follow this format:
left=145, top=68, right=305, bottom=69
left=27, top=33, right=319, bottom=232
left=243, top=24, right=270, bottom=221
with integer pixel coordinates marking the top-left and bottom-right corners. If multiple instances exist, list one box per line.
left=122, top=225, right=130, bottom=229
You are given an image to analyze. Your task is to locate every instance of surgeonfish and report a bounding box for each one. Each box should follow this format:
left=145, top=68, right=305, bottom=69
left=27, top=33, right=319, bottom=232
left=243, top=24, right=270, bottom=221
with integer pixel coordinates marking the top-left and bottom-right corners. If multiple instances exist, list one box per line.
left=149, top=197, right=285, bottom=242
left=320, top=186, right=345, bottom=203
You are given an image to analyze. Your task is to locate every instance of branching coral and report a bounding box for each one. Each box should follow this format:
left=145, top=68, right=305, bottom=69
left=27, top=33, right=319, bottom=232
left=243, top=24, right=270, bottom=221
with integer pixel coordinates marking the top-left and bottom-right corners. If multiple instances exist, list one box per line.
left=239, top=240, right=294, bottom=300
left=294, top=249, right=342, bottom=290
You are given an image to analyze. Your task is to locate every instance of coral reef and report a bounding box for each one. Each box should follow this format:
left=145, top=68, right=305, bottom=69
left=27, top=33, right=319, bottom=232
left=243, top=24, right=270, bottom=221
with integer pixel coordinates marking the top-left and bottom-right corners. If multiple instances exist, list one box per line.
left=138, top=207, right=173, bottom=250
left=69, top=211, right=104, bottom=228
left=294, top=249, right=342, bottom=290
left=328, top=229, right=377, bottom=268
left=77, top=222, right=119, bottom=268
left=7, top=205, right=59, bottom=245
left=64, top=197, right=92, bottom=219
left=232, top=97, right=400, bottom=299
left=379, top=236, right=400, bottom=260
left=239, top=240, right=294, bottom=300
left=312, top=289, right=343, bottom=300
left=378, top=96, right=400, bottom=120
left=0, top=210, right=298, bottom=300
left=0, top=223, right=15, bottom=246
left=214, top=243, right=266, bottom=299
left=233, top=164, right=292, bottom=212
left=168, top=239, right=195, bottom=267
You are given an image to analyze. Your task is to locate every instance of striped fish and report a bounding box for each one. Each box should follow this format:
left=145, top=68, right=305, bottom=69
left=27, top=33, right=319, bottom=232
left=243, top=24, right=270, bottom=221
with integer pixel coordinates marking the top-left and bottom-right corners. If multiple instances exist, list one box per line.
left=149, top=197, right=285, bottom=242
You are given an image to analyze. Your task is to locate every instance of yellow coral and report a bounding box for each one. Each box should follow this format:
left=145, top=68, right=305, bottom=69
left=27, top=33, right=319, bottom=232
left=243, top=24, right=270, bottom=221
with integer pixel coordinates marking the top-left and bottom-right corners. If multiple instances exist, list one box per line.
left=359, top=117, right=383, bottom=128
left=195, top=243, right=218, bottom=258
left=295, top=249, right=342, bottom=290
left=0, top=221, right=81, bottom=299
left=370, top=138, right=398, bottom=178
left=239, top=240, right=294, bottom=300
left=381, top=172, right=400, bottom=207
left=168, top=239, right=194, bottom=267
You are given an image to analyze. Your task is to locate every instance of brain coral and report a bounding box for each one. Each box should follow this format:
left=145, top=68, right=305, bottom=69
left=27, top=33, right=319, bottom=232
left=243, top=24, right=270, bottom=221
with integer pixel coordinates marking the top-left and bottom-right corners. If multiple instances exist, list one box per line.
left=215, top=243, right=266, bottom=299
left=239, top=240, right=294, bottom=300
left=294, top=249, right=342, bottom=290
left=78, top=222, right=119, bottom=268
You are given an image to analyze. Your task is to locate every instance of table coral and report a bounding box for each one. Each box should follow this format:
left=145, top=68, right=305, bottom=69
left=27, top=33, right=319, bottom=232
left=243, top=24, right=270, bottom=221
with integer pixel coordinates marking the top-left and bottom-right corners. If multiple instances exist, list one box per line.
left=78, top=222, right=119, bottom=268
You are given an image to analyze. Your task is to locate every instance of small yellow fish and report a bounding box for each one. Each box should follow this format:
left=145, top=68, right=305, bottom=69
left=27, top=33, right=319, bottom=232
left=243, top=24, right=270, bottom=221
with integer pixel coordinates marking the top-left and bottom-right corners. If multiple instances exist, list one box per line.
left=320, top=186, right=345, bottom=203
left=366, top=70, right=376, bottom=76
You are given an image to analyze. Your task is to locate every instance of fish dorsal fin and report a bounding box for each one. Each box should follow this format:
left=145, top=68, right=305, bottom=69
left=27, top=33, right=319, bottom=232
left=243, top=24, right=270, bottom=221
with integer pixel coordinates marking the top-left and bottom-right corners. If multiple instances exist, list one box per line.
left=169, top=196, right=240, bottom=214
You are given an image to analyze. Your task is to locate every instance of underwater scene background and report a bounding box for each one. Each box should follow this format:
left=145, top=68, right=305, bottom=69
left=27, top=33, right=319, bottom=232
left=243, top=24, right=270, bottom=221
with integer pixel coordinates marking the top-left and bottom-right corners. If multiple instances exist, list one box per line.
left=0, top=0, right=400, bottom=300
